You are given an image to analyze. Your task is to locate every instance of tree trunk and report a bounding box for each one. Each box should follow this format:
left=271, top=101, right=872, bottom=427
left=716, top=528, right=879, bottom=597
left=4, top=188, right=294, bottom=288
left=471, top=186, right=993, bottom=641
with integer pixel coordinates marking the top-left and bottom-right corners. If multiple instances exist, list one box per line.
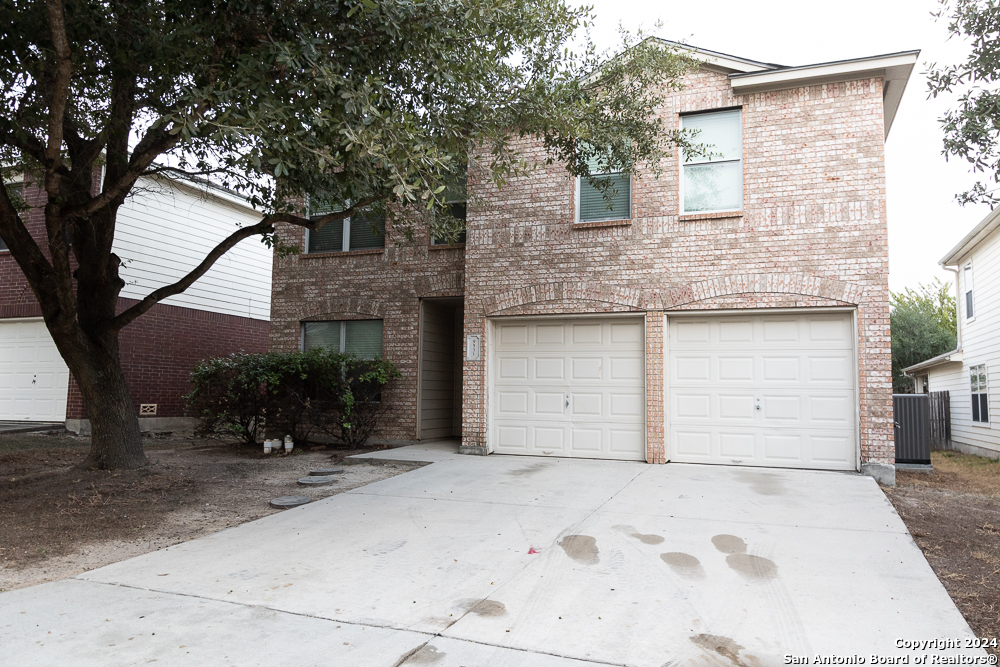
left=61, top=330, right=147, bottom=470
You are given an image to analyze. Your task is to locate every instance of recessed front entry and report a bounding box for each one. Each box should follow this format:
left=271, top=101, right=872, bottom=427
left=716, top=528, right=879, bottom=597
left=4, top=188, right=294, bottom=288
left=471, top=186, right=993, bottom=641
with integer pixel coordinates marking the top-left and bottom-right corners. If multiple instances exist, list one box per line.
left=490, top=316, right=646, bottom=460
left=667, top=312, right=858, bottom=470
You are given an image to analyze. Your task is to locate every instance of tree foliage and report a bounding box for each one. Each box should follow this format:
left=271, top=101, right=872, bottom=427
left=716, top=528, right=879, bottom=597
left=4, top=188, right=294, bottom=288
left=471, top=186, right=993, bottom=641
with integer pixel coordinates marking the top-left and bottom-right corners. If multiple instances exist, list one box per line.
left=0, top=0, right=701, bottom=468
left=927, top=0, right=1000, bottom=206
left=890, top=278, right=958, bottom=392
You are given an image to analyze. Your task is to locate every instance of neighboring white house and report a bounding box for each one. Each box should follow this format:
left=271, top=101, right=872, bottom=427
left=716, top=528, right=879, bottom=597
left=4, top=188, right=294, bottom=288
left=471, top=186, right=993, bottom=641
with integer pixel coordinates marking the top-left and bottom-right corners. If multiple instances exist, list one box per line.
left=0, top=172, right=272, bottom=429
left=904, top=208, right=1000, bottom=459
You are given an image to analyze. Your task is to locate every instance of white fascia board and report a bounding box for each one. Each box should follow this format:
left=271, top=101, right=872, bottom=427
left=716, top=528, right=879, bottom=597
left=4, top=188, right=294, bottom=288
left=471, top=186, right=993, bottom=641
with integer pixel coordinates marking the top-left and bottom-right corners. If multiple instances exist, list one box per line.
left=729, top=51, right=919, bottom=138
left=652, top=39, right=778, bottom=74
left=903, top=349, right=964, bottom=375
left=145, top=172, right=262, bottom=215
left=940, top=206, right=1000, bottom=267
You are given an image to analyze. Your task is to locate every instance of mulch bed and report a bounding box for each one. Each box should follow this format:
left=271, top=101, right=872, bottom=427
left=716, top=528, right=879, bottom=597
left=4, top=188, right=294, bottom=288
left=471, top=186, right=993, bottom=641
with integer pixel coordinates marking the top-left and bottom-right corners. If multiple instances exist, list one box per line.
left=886, top=451, right=1000, bottom=654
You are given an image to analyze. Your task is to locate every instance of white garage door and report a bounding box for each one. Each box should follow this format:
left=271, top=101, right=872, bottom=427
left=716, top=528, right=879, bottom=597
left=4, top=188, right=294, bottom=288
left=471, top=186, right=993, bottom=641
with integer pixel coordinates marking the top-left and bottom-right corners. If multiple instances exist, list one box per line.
left=668, top=313, right=857, bottom=470
left=491, top=317, right=646, bottom=461
left=0, top=319, right=70, bottom=421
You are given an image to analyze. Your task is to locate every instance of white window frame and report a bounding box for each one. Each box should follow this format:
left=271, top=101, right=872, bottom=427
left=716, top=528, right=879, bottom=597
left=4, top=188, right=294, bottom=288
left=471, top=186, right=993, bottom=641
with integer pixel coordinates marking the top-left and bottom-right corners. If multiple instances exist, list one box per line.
left=574, top=171, right=633, bottom=224
left=964, top=262, right=975, bottom=321
left=971, top=363, right=989, bottom=425
left=679, top=108, right=744, bottom=216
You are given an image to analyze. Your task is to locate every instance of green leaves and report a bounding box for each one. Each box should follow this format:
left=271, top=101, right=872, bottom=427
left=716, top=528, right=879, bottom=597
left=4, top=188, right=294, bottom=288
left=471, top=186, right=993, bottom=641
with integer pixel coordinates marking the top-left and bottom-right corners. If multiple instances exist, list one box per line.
left=890, top=278, right=958, bottom=392
left=928, top=1, right=1000, bottom=206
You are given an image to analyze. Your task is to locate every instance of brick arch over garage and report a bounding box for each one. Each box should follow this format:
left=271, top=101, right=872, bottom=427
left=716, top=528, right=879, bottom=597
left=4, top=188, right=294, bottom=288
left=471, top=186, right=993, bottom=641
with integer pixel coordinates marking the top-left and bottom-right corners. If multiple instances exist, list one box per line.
left=482, top=273, right=864, bottom=314
left=663, top=273, right=864, bottom=309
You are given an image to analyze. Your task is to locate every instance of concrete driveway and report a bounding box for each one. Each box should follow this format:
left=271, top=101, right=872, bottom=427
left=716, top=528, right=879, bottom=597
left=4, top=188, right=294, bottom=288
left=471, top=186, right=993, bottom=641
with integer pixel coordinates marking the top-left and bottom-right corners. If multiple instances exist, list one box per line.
left=1, top=443, right=987, bottom=666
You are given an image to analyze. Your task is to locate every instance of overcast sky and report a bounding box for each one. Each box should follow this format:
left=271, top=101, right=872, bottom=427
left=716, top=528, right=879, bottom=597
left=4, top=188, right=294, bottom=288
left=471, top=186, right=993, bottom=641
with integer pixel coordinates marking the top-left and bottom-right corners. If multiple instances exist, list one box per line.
left=582, top=0, right=989, bottom=293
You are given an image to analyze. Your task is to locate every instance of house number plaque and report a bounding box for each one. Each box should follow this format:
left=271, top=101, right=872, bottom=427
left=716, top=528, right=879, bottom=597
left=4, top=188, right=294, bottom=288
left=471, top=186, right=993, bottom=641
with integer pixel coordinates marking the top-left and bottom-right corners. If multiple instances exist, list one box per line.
left=466, top=334, right=482, bottom=361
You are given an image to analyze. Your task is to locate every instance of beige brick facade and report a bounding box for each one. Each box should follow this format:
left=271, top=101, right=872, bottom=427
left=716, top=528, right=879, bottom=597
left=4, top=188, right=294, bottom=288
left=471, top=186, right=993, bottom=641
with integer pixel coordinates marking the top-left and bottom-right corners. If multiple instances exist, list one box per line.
left=270, top=66, right=895, bottom=466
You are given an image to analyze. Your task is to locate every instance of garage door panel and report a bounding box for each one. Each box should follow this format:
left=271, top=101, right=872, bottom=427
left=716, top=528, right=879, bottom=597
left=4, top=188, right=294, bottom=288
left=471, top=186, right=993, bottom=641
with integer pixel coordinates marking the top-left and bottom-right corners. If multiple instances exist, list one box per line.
left=668, top=313, right=857, bottom=471
left=570, top=428, right=602, bottom=453
left=492, top=317, right=645, bottom=461
left=718, top=394, right=755, bottom=420
left=571, top=393, right=602, bottom=416
left=0, top=319, right=70, bottom=421
left=610, top=322, right=643, bottom=343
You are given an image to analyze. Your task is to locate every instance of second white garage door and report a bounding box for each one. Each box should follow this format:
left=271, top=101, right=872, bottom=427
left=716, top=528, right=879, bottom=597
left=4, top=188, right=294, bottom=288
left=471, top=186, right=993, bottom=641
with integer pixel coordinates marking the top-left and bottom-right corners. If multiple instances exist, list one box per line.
left=0, top=318, right=70, bottom=422
left=491, top=317, right=646, bottom=461
left=668, top=312, right=858, bottom=471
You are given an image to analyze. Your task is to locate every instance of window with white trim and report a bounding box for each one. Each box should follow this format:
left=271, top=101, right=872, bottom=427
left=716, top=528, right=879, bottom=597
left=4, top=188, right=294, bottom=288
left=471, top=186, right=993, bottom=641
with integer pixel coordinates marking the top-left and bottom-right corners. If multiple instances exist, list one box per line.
left=681, top=109, right=743, bottom=214
left=964, top=262, right=975, bottom=319
left=307, top=204, right=385, bottom=254
left=576, top=155, right=631, bottom=223
left=971, top=364, right=989, bottom=424
left=431, top=173, right=467, bottom=245
left=302, top=320, right=384, bottom=358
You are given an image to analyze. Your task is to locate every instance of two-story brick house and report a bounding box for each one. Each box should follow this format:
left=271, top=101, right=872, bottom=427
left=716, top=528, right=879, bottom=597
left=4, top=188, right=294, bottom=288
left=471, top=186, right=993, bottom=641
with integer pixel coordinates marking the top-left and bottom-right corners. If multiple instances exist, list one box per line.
left=270, top=42, right=918, bottom=484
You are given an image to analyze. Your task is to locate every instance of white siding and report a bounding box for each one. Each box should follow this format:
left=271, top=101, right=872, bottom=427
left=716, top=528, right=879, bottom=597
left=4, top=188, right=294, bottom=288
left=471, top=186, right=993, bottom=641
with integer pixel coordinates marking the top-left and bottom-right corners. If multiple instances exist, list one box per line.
left=113, top=177, right=272, bottom=320
left=929, top=228, right=1000, bottom=455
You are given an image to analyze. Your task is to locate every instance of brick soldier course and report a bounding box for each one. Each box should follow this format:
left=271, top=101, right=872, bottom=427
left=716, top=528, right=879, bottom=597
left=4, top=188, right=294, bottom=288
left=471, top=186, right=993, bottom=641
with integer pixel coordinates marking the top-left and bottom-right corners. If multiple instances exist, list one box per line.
left=270, top=44, right=915, bottom=481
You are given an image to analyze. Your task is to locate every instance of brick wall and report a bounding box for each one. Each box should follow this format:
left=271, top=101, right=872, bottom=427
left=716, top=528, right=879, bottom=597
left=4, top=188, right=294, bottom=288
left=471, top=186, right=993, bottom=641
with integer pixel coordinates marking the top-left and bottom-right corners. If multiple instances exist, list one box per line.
left=268, top=67, right=895, bottom=465
left=65, top=298, right=269, bottom=419
left=268, top=217, right=466, bottom=440
left=460, top=70, right=893, bottom=465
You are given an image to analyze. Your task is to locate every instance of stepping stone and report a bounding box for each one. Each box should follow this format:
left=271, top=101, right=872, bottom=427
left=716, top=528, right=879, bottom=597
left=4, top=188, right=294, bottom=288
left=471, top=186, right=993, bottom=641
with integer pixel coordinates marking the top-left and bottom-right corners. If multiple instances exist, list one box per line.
left=309, top=468, right=344, bottom=476
left=269, top=495, right=312, bottom=509
left=298, top=476, right=338, bottom=486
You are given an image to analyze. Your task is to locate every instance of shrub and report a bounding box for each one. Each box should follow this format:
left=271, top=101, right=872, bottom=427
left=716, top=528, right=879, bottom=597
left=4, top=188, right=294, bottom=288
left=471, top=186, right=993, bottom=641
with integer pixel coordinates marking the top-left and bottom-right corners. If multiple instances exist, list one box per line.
left=186, top=349, right=400, bottom=447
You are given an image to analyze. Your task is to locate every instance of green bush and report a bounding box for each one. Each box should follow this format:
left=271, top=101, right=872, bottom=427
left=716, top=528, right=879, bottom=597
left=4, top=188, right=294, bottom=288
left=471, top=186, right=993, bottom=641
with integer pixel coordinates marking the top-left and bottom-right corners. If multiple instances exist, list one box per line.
left=186, top=350, right=400, bottom=447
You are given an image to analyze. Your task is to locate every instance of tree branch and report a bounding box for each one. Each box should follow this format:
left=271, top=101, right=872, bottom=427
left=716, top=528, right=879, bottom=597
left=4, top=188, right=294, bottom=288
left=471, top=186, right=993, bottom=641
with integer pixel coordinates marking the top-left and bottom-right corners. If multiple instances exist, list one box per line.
left=44, top=0, right=72, bottom=172
left=110, top=218, right=274, bottom=330
left=0, top=182, right=56, bottom=297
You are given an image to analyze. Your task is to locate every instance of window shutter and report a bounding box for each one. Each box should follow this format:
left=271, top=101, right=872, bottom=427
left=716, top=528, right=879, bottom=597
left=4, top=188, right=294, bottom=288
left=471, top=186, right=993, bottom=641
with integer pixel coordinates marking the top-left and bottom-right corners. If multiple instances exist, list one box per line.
left=309, top=220, right=344, bottom=253
left=345, top=320, right=384, bottom=358
left=579, top=172, right=630, bottom=222
left=349, top=210, right=385, bottom=250
left=303, top=321, right=341, bottom=352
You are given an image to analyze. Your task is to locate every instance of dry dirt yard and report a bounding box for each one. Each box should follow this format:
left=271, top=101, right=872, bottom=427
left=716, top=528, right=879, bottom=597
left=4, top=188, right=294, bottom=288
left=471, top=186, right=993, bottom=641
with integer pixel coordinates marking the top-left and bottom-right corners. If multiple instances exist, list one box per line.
left=0, top=431, right=418, bottom=592
left=886, top=450, right=1000, bottom=655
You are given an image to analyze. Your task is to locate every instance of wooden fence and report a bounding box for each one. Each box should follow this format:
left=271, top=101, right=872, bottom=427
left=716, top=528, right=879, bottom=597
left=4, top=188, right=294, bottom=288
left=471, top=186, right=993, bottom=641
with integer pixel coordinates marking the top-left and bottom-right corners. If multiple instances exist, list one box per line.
left=928, top=391, right=951, bottom=449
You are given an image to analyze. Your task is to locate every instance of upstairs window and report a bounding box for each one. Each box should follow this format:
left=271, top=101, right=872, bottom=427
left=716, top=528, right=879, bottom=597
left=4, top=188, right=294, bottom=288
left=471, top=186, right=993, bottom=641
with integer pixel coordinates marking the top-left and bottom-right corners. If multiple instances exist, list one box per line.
left=302, top=320, right=384, bottom=358
left=431, top=172, right=468, bottom=245
left=971, top=364, right=989, bottom=424
left=576, top=155, right=631, bottom=223
left=964, top=263, right=975, bottom=319
left=681, top=109, right=743, bottom=214
left=307, top=203, right=385, bottom=254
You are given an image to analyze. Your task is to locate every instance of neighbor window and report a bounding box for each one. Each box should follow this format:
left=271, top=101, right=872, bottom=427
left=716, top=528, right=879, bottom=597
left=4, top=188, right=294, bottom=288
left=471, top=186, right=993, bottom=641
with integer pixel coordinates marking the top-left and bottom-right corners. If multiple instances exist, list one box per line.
left=576, top=155, right=631, bottom=223
left=971, top=364, right=989, bottom=424
left=681, top=109, right=743, bottom=214
left=302, top=320, right=384, bottom=358
left=307, top=203, right=385, bottom=254
left=964, top=263, right=975, bottom=319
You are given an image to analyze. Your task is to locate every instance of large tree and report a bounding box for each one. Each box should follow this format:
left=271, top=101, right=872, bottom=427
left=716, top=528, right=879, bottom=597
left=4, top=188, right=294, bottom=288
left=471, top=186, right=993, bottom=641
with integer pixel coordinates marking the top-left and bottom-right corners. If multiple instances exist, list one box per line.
left=928, top=0, right=1000, bottom=205
left=890, top=278, right=958, bottom=393
left=0, top=0, right=700, bottom=469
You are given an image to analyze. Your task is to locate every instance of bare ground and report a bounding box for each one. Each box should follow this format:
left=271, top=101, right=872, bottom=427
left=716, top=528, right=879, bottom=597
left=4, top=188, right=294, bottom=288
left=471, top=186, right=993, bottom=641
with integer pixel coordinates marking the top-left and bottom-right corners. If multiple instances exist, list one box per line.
left=0, top=431, right=418, bottom=591
left=886, top=450, right=1000, bottom=653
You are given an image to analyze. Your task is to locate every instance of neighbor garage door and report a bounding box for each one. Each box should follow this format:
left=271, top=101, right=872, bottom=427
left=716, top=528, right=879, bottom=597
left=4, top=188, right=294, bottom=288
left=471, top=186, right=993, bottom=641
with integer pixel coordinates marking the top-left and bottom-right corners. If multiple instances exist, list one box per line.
left=491, top=317, right=646, bottom=460
left=668, top=312, right=857, bottom=470
left=0, top=319, right=70, bottom=421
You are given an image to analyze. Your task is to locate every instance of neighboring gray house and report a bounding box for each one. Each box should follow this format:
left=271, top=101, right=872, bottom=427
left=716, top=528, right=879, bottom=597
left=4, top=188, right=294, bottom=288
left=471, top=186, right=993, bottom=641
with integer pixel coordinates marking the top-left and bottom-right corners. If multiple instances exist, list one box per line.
left=905, top=208, right=1000, bottom=459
